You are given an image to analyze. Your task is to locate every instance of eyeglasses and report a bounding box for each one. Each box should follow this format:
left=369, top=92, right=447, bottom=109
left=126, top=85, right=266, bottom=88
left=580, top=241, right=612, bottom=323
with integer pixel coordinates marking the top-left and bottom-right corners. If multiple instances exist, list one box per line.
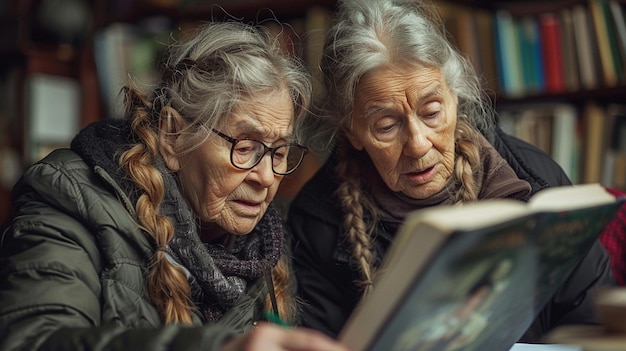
left=212, top=129, right=308, bottom=175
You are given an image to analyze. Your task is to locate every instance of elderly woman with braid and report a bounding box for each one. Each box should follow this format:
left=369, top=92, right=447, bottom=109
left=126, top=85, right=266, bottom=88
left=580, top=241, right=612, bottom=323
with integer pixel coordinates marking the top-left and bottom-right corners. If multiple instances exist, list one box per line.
left=287, top=0, right=615, bottom=344
left=0, top=21, right=348, bottom=351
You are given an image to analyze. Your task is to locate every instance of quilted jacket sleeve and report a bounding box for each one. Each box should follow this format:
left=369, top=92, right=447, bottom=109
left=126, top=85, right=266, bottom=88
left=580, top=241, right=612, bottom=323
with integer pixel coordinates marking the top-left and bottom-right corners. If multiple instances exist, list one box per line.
left=0, top=152, right=237, bottom=351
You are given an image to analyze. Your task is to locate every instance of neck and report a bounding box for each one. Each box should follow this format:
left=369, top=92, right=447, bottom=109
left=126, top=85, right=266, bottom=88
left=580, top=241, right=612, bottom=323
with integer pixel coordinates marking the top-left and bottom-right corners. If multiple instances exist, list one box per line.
left=198, top=221, right=229, bottom=245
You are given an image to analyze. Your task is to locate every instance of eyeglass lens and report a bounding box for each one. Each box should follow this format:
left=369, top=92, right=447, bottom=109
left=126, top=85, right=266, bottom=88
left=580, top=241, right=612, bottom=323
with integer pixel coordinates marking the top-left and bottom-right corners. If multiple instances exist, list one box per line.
left=232, top=139, right=304, bottom=174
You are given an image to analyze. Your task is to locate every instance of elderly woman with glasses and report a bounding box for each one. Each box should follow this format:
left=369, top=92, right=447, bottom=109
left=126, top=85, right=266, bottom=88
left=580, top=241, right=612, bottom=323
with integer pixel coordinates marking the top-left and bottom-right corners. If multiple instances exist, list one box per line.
left=0, top=21, right=347, bottom=351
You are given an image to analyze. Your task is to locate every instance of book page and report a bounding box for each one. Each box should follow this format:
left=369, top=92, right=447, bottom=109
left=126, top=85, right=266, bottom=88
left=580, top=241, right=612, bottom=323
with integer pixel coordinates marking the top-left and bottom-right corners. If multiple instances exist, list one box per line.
left=529, top=183, right=614, bottom=211
left=402, top=200, right=528, bottom=233
left=509, top=344, right=582, bottom=351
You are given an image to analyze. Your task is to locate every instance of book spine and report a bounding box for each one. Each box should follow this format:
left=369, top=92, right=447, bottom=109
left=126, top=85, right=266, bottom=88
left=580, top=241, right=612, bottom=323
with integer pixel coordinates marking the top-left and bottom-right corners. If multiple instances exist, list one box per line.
left=601, top=0, right=625, bottom=83
left=609, top=0, right=626, bottom=82
left=559, top=8, right=581, bottom=92
left=572, top=5, right=600, bottom=89
left=474, top=9, right=499, bottom=93
left=583, top=102, right=606, bottom=183
left=539, top=13, right=565, bottom=94
left=519, top=16, right=545, bottom=94
left=494, top=10, right=524, bottom=97
left=551, top=104, right=579, bottom=182
left=589, top=0, right=619, bottom=86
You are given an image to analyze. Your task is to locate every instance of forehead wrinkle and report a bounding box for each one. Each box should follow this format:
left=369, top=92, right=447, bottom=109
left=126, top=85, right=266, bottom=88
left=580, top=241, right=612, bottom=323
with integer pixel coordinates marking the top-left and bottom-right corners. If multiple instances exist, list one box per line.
left=228, top=115, right=293, bottom=144
left=425, top=84, right=444, bottom=99
left=358, top=88, right=407, bottom=119
left=228, top=115, right=258, bottom=133
left=408, top=82, right=444, bottom=105
left=362, top=104, right=390, bottom=119
left=360, top=81, right=444, bottom=120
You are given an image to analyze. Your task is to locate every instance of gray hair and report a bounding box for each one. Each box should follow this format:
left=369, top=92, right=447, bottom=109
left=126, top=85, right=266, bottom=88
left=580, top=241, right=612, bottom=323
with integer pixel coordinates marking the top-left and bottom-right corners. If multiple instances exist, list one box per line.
left=313, top=0, right=494, bottom=149
left=148, top=21, right=312, bottom=152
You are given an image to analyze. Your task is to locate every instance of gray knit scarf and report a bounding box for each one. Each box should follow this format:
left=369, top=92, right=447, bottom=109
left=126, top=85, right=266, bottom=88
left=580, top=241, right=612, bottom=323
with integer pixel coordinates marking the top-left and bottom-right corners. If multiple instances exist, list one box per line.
left=157, top=159, right=283, bottom=323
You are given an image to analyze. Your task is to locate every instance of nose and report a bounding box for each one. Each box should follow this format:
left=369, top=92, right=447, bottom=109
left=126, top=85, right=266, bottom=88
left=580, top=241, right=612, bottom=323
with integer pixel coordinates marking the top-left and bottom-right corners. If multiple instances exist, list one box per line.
left=403, top=121, right=432, bottom=158
left=248, top=153, right=276, bottom=187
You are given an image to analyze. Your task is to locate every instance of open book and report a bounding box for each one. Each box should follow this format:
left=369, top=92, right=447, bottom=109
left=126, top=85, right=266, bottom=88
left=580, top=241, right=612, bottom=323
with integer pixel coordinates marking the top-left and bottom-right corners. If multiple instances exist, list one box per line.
left=339, top=183, right=624, bottom=351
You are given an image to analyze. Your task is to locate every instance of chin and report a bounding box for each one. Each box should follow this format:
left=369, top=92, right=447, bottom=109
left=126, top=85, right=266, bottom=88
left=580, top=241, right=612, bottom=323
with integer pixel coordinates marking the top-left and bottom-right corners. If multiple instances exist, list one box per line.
left=403, top=183, right=446, bottom=200
left=229, top=221, right=259, bottom=235
left=402, top=190, right=433, bottom=200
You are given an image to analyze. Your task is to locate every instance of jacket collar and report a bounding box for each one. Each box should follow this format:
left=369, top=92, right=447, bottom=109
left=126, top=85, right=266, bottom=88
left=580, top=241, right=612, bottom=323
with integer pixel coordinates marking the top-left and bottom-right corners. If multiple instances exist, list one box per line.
left=488, top=126, right=550, bottom=198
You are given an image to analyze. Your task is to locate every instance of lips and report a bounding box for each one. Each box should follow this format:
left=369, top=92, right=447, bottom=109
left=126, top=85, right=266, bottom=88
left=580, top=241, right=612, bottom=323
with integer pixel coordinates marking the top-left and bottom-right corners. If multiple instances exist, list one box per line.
left=406, top=165, right=435, bottom=175
left=231, top=199, right=264, bottom=218
left=403, top=164, right=437, bottom=184
left=235, top=199, right=262, bottom=206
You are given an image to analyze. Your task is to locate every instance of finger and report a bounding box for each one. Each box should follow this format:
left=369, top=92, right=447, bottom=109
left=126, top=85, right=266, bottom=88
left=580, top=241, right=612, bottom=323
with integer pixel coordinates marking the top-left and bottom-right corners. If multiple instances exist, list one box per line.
left=278, top=326, right=350, bottom=351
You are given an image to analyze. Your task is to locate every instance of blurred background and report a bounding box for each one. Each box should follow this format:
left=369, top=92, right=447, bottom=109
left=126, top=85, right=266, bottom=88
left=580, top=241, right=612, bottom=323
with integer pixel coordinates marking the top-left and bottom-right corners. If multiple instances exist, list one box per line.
left=1, top=0, right=625, bottom=226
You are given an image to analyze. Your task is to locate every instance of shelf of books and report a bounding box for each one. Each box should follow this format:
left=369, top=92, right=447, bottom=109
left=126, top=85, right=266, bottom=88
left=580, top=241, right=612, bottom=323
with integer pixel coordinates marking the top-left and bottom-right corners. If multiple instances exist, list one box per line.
left=439, top=0, right=626, bottom=191
left=92, top=0, right=334, bottom=119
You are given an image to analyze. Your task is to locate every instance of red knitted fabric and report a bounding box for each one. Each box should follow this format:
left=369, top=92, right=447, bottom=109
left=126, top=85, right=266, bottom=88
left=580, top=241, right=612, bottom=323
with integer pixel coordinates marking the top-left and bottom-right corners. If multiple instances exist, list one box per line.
left=599, top=188, right=626, bottom=285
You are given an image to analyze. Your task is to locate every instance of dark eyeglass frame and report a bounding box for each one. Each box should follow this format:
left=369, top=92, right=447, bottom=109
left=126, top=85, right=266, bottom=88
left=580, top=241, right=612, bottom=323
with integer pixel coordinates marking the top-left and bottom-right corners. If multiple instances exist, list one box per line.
left=212, top=129, right=308, bottom=175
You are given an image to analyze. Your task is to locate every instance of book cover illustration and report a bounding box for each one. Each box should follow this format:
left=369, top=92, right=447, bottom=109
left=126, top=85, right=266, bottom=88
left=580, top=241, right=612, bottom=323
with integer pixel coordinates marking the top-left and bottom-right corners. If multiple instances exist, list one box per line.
left=370, top=217, right=537, bottom=351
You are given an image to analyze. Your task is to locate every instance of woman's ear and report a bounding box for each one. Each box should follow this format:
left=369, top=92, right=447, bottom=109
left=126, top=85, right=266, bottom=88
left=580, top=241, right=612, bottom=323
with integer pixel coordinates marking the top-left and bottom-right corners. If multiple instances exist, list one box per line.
left=343, top=123, right=364, bottom=151
left=158, top=107, right=185, bottom=171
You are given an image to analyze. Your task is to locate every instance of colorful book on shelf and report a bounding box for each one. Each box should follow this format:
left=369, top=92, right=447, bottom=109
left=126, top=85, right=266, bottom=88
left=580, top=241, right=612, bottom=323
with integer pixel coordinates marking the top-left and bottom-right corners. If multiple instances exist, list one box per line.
left=589, top=0, right=620, bottom=86
left=583, top=102, right=608, bottom=184
left=602, top=104, right=626, bottom=191
left=609, top=0, right=626, bottom=81
left=572, top=5, right=601, bottom=89
left=339, top=183, right=624, bottom=351
left=474, top=8, right=499, bottom=93
left=444, top=5, right=482, bottom=76
left=539, top=12, right=565, bottom=94
left=494, top=9, right=524, bottom=97
left=517, top=109, right=553, bottom=156
left=442, top=3, right=500, bottom=94
left=518, top=16, right=545, bottom=94
left=550, top=104, right=580, bottom=184
left=602, top=0, right=625, bottom=83
left=497, top=103, right=580, bottom=183
left=559, top=8, right=581, bottom=92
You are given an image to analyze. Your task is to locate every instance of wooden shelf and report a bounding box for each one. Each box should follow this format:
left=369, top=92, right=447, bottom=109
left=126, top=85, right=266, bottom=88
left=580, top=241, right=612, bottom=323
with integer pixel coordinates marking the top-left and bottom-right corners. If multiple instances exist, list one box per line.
left=495, top=85, right=626, bottom=106
left=178, top=0, right=336, bottom=21
left=94, top=0, right=337, bottom=28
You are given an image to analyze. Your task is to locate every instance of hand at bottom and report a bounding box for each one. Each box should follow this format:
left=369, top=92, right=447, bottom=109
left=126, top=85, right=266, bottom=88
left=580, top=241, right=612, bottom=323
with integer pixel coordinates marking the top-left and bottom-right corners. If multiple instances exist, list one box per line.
left=221, top=323, right=350, bottom=351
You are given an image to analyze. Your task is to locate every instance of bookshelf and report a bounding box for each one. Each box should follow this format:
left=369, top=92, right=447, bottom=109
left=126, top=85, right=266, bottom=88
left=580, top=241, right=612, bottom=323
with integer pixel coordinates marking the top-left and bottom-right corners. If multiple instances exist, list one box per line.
left=439, top=0, right=626, bottom=191
left=2, top=0, right=625, bottom=223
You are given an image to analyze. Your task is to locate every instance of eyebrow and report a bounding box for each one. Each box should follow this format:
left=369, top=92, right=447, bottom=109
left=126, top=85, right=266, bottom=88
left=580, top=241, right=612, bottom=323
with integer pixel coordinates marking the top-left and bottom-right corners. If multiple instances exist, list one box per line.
left=227, top=119, right=294, bottom=143
left=362, top=105, right=388, bottom=120
left=416, top=84, right=444, bottom=102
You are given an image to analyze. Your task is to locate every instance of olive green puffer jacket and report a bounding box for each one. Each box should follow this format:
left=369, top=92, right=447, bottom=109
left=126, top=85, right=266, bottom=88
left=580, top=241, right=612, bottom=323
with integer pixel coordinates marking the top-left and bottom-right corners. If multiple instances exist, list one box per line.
left=0, top=148, right=266, bottom=351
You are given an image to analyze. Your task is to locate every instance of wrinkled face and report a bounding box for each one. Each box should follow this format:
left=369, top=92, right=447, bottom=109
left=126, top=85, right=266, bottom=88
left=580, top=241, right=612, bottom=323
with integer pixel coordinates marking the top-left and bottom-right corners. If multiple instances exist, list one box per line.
left=169, top=89, right=294, bottom=238
left=347, top=65, right=458, bottom=199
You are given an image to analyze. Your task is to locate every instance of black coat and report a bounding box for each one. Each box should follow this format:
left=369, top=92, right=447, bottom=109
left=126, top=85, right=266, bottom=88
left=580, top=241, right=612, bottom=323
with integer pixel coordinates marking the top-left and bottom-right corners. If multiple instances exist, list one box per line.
left=287, top=127, right=615, bottom=343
